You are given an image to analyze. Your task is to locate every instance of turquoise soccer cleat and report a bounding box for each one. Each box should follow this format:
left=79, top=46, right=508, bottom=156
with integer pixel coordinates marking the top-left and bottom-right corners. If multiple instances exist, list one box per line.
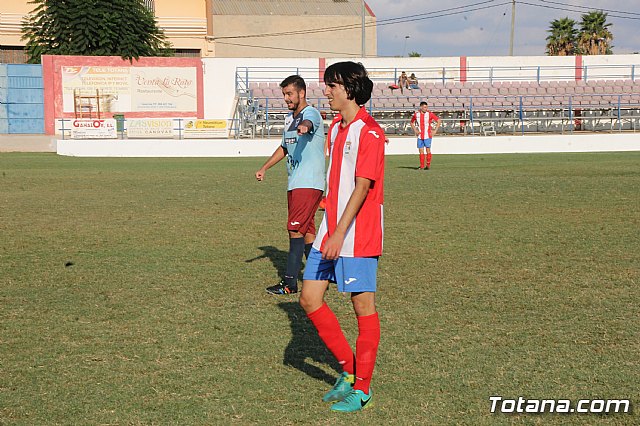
left=330, top=389, right=373, bottom=412
left=322, top=372, right=354, bottom=403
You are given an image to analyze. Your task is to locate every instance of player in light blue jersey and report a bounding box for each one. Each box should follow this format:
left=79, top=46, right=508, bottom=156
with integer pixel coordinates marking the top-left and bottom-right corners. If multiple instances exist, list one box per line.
left=281, top=101, right=326, bottom=191
left=256, top=75, right=326, bottom=295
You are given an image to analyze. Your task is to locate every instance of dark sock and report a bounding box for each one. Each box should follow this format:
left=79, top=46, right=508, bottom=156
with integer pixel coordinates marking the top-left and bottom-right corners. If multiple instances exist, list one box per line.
left=284, top=237, right=305, bottom=288
left=304, top=243, right=312, bottom=259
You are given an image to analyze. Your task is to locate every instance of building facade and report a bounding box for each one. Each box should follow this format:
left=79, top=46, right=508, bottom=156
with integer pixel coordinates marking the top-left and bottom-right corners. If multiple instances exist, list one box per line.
left=209, top=0, right=377, bottom=58
left=0, top=0, right=376, bottom=63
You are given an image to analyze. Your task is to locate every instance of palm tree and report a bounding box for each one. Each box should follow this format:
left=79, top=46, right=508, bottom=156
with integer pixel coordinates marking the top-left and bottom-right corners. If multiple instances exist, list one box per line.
left=578, top=10, right=613, bottom=55
left=546, top=17, right=578, bottom=56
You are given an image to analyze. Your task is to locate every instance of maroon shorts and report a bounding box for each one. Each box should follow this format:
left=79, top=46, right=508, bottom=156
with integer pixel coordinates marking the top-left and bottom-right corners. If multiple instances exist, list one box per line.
left=287, top=188, right=323, bottom=235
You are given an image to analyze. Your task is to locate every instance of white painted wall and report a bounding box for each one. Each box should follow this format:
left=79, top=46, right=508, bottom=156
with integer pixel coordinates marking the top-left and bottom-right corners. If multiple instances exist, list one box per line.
left=57, top=133, right=640, bottom=157
left=203, top=57, right=320, bottom=119
left=467, top=55, right=577, bottom=81
left=387, top=133, right=640, bottom=155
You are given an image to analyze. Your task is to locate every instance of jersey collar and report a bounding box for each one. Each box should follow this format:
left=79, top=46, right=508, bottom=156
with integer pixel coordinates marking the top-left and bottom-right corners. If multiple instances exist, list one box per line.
left=293, top=104, right=309, bottom=119
left=340, top=106, right=367, bottom=129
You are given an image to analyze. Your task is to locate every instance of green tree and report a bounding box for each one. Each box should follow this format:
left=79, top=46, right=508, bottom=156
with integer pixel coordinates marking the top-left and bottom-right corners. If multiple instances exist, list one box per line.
left=21, top=0, right=173, bottom=64
left=408, top=51, right=422, bottom=57
left=545, top=17, right=577, bottom=56
left=578, top=10, right=613, bottom=55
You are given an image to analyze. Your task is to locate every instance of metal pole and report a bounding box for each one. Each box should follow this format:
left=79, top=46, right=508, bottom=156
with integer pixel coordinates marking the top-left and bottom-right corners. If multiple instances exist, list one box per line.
left=361, top=0, right=366, bottom=57
left=618, top=95, right=622, bottom=132
left=568, top=96, right=573, bottom=133
left=509, top=0, right=516, bottom=56
left=469, top=98, right=474, bottom=136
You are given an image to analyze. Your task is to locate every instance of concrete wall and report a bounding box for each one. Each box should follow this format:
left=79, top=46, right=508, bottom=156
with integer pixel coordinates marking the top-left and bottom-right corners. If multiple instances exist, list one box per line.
left=0, top=134, right=55, bottom=152
left=210, top=15, right=376, bottom=58
left=0, top=1, right=27, bottom=46
left=203, top=57, right=321, bottom=119
left=56, top=133, right=640, bottom=158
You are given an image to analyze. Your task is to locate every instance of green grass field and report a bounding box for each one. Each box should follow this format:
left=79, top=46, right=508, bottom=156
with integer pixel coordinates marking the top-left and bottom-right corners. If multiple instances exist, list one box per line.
left=1, top=152, right=639, bottom=425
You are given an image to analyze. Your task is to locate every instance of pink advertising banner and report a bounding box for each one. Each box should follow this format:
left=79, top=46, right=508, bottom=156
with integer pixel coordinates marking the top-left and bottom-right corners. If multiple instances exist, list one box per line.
left=42, top=55, right=204, bottom=135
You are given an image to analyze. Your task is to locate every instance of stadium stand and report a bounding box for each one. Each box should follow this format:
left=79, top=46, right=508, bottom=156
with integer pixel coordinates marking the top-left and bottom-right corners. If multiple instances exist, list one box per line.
left=239, top=77, right=640, bottom=137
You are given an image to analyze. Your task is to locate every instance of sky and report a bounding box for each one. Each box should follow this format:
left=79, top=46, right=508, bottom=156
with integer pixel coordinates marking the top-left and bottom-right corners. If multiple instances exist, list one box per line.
left=365, top=0, right=640, bottom=57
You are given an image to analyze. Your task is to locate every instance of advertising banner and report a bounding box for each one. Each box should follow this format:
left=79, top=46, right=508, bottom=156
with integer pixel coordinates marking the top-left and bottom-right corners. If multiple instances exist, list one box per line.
left=61, top=66, right=197, bottom=113
left=132, top=67, right=197, bottom=112
left=127, top=119, right=175, bottom=138
left=70, top=119, right=117, bottom=139
left=183, top=119, right=229, bottom=138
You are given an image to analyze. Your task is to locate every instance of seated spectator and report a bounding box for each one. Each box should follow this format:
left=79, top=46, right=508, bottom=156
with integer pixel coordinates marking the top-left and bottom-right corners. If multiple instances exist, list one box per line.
left=408, top=73, right=419, bottom=90
left=398, top=71, right=409, bottom=93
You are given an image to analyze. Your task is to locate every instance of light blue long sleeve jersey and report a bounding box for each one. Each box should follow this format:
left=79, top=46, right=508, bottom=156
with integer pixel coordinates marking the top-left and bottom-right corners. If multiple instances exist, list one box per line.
left=280, top=105, right=326, bottom=191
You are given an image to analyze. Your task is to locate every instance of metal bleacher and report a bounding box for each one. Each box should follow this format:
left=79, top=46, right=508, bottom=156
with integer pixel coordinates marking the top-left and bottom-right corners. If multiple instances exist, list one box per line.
left=234, top=69, right=640, bottom=138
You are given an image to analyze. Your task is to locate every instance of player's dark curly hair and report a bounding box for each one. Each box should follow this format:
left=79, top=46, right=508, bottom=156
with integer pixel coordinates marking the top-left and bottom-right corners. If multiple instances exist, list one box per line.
left=323, top=62, right=373, bottom=106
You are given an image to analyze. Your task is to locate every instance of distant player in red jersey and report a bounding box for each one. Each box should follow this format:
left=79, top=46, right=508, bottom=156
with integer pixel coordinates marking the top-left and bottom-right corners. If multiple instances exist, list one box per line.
left=300, top=61, right=385, bottom=413
left=410, top=101, right=440, bottom=170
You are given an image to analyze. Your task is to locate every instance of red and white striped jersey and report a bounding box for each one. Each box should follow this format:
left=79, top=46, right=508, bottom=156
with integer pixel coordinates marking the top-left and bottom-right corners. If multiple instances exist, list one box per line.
left=411, top=110, right=440, bottom=139
left=314, top=107, right=385, bottom=257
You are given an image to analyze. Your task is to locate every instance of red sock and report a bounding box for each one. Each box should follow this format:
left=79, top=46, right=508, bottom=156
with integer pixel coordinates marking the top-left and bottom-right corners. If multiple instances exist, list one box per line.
left=353, top=312, right=380, bottom=393
left=419, top=153, right=425, bottom=168
left=426, top=153, right=432, bottom=167
left=307, top=303, right=355, bottom=374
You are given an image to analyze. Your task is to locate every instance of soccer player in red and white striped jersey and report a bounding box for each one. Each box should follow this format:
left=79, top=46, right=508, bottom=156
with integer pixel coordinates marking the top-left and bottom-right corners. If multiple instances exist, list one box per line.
left=410, top=101, right=440, bottom=170
left=300, top=61, right=385, bottom=413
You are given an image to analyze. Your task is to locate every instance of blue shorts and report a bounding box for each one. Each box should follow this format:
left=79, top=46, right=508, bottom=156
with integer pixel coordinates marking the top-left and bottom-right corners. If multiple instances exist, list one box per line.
left=417, top=138, right=432, bottom=149
left=303, top=248, right=378, bottom=293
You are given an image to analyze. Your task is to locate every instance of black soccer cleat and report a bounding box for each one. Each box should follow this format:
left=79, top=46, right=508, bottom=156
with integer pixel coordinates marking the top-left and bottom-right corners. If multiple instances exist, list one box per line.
left=266, top=281, right=298, bottom=295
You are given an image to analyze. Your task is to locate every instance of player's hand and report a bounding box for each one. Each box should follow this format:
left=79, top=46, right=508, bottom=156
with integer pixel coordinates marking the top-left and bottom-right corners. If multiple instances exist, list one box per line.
left=297, top=124, right=310, bottom=135
left=322, top=233, right=344, bottom=260
left=385, top=137, right=390, bottom=145
left=255, top=169, right=265, bottom=181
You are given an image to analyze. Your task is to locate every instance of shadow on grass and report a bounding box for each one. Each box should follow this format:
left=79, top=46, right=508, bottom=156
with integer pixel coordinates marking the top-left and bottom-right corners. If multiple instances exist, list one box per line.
left=278, top=301, right=341, bottom=386
left=245, top=245, right=287, bottom=278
